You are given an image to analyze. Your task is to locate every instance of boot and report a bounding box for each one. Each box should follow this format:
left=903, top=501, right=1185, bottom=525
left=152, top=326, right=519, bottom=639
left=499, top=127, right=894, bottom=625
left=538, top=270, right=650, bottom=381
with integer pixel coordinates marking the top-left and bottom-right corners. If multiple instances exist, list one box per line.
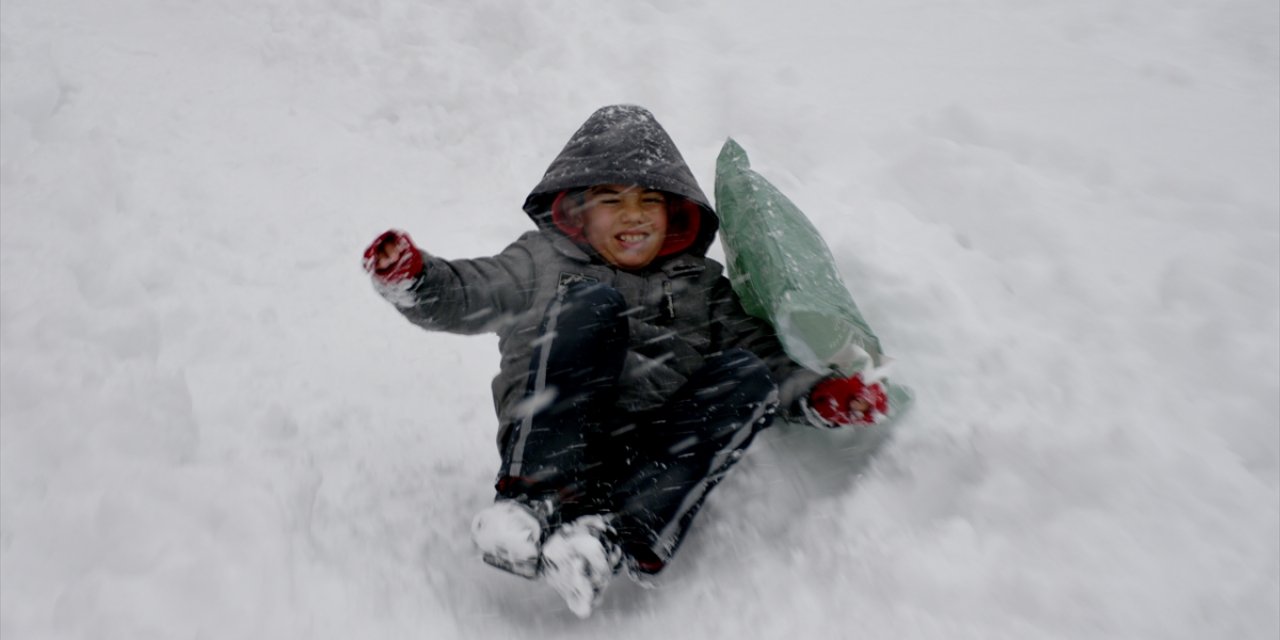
left=471, top=496, right=555, bottom=579
left=541, top=515, right=624, bottom=618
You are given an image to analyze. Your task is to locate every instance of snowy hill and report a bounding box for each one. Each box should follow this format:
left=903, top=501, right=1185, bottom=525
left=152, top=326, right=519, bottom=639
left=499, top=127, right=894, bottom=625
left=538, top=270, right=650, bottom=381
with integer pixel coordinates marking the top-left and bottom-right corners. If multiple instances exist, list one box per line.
left=2, top=1, right=1277, bottom=638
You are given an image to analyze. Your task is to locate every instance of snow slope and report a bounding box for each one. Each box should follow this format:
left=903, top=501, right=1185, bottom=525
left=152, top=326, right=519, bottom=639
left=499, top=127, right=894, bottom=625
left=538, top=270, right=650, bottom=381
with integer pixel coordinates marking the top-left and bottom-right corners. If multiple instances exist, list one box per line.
left=2, top=1, right=1277, bottom=638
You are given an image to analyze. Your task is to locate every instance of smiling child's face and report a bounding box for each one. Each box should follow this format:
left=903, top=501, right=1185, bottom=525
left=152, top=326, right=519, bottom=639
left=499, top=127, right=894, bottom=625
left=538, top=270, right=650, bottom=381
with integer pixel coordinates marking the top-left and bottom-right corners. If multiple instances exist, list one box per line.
left=576, top=184, right=669, bottom=270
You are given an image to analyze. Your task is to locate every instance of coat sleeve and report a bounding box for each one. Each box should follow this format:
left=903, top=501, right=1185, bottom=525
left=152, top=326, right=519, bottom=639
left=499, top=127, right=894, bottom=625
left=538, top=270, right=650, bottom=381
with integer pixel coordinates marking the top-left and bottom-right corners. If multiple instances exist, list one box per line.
left=707, top=275, right=825, bottom=418
left=382, top=232, right=539, bottom=335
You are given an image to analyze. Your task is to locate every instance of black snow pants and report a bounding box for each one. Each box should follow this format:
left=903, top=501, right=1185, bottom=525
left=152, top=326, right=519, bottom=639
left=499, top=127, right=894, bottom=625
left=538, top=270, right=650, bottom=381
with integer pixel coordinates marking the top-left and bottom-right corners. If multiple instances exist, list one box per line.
left=495, top=283, right=780, bottom=574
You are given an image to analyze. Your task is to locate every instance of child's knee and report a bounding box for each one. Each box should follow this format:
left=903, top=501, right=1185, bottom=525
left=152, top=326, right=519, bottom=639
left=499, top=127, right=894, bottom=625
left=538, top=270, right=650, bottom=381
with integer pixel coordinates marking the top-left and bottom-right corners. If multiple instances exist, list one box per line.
left=706, top=349, right=775, bottom=392
left=562, top=281, right=624, bottom=308
left=553, top=283, right=627, bottom=333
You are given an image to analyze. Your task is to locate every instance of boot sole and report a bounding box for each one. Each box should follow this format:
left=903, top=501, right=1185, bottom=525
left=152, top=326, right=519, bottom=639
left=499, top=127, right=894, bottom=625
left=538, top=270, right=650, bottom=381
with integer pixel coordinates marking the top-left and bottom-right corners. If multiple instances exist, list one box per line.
left=481, top=551, right=541, bottom=580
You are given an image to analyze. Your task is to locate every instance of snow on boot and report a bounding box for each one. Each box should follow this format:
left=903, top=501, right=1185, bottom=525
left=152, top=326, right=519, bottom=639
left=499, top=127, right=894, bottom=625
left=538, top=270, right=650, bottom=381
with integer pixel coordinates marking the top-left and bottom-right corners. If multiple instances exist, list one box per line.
left=471, top=498, right=553, bottom=579
left=541, top=515, right=623, bottom=618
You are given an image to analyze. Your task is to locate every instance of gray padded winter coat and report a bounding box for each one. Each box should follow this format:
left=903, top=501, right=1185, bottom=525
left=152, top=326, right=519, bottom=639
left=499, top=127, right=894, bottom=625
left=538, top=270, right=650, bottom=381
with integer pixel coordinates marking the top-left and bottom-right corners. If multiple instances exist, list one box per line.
left=386, top=106, right=822, bottom=447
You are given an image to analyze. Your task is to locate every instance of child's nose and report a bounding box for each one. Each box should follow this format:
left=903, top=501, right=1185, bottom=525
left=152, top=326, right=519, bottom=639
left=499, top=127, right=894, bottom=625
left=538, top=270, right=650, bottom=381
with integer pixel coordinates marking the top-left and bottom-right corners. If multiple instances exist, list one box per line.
left=620, top=201, right=647, bottom=222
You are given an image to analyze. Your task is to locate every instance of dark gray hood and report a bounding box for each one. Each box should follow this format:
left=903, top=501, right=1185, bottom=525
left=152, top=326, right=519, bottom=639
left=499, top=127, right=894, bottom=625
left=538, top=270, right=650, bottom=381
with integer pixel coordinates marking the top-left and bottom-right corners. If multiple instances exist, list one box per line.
left=523, top=105, right=719, bottom=257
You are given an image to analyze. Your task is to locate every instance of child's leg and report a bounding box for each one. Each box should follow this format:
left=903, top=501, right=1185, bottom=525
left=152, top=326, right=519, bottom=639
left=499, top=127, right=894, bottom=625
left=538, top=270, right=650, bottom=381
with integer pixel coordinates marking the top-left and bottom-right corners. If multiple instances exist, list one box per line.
left=496, top=283, right=628, bottom=510
left=609, top=348, right=779, bottom=573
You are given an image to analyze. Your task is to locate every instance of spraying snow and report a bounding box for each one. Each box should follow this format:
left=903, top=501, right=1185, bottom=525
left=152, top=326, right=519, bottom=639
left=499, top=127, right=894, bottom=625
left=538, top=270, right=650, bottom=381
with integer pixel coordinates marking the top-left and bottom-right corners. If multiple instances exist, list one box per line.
left=2, top=0, right=1276, bottom=638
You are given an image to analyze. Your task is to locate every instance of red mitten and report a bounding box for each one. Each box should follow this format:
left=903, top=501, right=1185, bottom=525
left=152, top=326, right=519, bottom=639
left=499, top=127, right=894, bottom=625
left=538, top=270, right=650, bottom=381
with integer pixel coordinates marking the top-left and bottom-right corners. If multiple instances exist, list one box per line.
left=808, top=374, right=889, bottom=427
left=362, top=230, right=424, bottom=284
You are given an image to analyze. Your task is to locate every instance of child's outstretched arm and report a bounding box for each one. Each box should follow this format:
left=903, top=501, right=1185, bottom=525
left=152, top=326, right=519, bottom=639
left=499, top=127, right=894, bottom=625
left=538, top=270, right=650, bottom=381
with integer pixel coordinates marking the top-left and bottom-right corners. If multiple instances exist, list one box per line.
left=708, top=276, right=890, bottom=428
left=708, top=277, right=824, bottom=417
left=362, top=229, right=537, bottom=335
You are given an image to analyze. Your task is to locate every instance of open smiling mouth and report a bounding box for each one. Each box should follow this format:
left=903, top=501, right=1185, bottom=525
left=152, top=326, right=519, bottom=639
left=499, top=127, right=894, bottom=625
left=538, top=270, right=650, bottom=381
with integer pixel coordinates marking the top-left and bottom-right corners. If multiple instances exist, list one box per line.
left=616, top=232, right=650, bottom=245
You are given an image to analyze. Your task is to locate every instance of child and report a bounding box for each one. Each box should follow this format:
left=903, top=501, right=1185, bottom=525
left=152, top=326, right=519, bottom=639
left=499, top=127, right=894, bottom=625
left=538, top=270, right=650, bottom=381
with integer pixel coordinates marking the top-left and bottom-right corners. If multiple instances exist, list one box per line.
left=363, top=105, right=888, bottom=618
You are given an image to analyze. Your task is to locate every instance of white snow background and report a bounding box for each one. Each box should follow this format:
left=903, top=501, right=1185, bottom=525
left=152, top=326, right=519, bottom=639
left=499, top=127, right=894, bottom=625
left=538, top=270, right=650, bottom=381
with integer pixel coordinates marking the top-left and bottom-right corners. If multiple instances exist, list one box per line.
left=2, top=0, right=1277, bottom=638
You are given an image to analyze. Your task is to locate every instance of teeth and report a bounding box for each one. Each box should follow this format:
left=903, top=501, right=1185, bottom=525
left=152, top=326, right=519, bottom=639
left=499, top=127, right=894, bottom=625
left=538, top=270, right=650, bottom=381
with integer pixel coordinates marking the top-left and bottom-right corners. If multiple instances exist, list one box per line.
left=618, top=234, right=646, bottom=242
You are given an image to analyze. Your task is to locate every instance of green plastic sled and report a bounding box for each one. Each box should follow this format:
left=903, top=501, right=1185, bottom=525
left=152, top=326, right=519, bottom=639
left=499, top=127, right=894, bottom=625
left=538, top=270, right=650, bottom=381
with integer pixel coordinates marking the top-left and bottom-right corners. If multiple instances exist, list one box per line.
left=714, top=138, right=912, bottom=419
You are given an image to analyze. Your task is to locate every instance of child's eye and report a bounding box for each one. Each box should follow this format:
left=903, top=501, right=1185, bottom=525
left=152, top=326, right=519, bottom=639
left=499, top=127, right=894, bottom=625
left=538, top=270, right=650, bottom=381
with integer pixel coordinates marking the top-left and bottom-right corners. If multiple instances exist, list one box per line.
left=642, top=195, right=666, bottom=205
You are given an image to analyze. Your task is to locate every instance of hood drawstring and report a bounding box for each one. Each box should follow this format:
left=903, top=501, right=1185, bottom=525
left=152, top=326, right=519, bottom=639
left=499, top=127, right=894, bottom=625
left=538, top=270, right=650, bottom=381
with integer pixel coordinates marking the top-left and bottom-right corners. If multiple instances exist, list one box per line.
left=662, top=280, right=676, bottom=322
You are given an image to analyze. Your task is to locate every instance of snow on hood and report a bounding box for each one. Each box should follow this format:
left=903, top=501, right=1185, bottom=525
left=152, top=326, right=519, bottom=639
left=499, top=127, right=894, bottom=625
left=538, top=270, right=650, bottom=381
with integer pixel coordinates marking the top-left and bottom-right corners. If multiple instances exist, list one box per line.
left=523, top=105, right=720, bottom=257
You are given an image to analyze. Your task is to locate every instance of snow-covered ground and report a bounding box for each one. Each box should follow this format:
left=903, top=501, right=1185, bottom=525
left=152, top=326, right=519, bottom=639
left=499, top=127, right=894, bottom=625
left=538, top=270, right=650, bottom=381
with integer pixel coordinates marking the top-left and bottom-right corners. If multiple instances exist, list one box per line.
left=2, top=0, right=1277, bottom=638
